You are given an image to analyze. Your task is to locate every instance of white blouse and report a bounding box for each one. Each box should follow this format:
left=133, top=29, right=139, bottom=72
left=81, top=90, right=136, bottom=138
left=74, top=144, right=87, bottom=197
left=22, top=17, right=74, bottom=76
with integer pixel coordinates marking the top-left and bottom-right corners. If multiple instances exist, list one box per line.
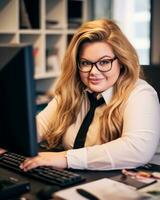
left=36, top=79, right=160, bottom=170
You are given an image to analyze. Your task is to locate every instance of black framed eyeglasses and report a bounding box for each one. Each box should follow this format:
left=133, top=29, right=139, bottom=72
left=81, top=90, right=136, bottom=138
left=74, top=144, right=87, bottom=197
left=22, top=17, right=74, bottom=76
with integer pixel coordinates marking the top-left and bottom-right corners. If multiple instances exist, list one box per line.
left=78, top=56, right=117, bottom=73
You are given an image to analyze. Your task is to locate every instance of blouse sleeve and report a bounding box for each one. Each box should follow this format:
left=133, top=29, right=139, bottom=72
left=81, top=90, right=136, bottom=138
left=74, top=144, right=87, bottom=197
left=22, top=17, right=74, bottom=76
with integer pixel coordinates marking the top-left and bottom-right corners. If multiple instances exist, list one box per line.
left=36, top=97, right=58, bottom=142
left=67, top=82, right=160, bottom=170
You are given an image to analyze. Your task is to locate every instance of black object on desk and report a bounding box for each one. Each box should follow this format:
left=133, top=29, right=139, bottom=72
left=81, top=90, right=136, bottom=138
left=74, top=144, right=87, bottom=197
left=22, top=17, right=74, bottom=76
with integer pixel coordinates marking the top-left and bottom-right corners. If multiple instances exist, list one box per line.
left=0, top=177, right=30, bottom=200
left=77, top=188, right=99, bottom=200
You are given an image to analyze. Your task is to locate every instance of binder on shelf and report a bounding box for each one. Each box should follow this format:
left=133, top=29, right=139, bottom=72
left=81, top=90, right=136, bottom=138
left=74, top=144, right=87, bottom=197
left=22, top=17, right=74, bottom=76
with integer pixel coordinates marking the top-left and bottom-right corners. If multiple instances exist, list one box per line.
left=46, top=20, right=59, bottom=29
left=68, top=0, right=83, bottom=29
left=19, top=0, right=39, bottom=29
left=19, top=0, right=31, bottom=29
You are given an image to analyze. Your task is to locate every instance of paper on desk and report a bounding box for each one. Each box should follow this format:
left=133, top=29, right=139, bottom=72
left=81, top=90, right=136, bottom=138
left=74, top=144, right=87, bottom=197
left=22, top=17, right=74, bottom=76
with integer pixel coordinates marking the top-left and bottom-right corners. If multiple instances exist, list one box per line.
left=139, top=180, right=160, bottom=198
left=53, top=178, right=156, bottom=200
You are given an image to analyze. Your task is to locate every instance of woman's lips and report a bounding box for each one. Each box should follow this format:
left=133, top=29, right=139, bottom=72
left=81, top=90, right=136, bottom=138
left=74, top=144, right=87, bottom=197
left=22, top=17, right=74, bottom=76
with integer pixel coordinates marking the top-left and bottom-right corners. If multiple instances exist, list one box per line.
left=89, top=78, right=104, bottom=84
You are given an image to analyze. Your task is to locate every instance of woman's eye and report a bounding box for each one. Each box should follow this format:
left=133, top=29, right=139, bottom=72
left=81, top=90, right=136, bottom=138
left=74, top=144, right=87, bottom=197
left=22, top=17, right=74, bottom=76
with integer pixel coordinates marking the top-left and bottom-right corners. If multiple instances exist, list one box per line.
left=99, top=60, right=109, bottom=65
left=80, top=61, right=90, bottom=66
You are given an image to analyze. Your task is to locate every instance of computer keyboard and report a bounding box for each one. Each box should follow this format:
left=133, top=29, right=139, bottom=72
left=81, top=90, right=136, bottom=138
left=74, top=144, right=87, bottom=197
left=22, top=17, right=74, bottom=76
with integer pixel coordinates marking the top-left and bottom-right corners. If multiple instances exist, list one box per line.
left=0, top=152, right=85, bottom=187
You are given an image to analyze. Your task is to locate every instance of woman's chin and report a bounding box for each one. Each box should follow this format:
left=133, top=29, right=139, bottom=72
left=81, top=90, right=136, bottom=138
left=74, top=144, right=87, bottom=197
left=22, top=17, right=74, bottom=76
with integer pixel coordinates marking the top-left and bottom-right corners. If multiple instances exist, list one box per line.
left=88, top=85, right=105, bottom=93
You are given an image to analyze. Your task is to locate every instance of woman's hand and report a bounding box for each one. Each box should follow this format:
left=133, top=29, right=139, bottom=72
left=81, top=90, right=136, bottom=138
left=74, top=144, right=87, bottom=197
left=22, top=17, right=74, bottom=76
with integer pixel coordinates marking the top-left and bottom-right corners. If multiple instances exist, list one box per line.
left=0, top=148, right=6, bottom=154
left=20, top=151, right=68, bottom=171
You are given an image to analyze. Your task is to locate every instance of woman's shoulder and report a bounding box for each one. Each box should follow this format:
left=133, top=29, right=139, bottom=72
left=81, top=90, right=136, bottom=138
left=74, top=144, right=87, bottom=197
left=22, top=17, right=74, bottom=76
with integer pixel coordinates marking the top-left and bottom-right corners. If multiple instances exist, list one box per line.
left=133, top=78, right=157, bottom=93
left=128, top=79, right=159, bottom=101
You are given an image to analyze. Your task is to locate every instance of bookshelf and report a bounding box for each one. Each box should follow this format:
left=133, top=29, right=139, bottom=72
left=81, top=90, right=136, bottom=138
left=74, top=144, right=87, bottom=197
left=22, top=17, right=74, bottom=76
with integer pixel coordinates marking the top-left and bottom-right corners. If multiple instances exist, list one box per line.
left=0, top=0, right=91, bottom=96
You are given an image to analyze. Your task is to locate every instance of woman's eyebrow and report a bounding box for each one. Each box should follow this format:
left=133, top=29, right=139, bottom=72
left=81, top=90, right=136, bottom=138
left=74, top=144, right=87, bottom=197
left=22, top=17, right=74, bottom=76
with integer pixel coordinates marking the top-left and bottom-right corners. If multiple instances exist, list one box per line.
left=80, top=55, right=114, bottom=61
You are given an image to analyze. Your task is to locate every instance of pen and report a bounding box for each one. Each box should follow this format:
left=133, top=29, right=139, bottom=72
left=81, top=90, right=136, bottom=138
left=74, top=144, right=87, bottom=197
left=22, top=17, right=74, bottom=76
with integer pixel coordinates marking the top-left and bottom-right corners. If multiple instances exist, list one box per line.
left=76, top=188, right=99, bottom=200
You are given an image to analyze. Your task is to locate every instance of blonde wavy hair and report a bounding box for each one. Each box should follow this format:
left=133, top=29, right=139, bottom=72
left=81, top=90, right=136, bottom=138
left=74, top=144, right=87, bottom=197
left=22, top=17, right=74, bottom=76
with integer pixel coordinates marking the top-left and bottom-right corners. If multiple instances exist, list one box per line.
left=44, top=18, right=142, bottom=148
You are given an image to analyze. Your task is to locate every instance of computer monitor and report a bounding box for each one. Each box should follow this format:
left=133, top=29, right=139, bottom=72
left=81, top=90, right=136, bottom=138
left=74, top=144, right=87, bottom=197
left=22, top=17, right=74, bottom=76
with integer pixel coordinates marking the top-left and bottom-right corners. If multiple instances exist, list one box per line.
left=0, top=44, right=38, bottom=157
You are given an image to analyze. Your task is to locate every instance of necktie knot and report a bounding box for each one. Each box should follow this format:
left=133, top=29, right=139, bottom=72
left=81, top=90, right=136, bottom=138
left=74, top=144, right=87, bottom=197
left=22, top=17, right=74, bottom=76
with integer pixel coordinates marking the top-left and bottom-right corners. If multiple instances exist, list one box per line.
left=87, top=92, right=105, bottom=108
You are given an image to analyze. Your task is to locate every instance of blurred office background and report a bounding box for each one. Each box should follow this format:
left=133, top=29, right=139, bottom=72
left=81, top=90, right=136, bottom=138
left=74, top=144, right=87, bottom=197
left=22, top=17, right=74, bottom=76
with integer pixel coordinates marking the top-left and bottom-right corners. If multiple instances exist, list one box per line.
left=89, top=0, right=160, bottom=65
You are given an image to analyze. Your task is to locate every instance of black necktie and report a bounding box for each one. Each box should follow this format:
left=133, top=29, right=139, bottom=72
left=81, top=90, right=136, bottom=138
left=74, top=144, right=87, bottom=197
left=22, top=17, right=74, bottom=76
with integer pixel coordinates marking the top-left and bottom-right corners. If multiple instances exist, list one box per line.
left=73, top=92, right=105, bottom=149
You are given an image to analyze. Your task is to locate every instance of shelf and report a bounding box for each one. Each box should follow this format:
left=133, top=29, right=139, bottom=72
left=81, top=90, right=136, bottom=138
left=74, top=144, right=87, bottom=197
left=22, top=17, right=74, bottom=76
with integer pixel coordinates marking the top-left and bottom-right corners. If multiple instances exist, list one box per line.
left=0, top=30, right=17, bottom=34
left=35, top=71, right=60, bottom=80
left=19, top=30, right=42, bottom=34
left=0, top=0, right=89, bottom=93
left=45, top=29, right=65, bottom=34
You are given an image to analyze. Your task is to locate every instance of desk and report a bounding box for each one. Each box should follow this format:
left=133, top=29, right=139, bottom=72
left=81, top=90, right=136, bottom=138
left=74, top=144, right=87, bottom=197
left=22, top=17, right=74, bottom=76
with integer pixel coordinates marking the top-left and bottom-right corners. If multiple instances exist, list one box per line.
left=0, top=166, right=121, bottom=199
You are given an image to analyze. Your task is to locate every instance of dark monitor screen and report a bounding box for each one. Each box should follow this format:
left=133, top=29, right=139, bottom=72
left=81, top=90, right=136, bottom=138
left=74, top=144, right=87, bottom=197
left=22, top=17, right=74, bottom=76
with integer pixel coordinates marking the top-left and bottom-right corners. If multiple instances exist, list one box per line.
left=0, top=44, right=38, bottom=157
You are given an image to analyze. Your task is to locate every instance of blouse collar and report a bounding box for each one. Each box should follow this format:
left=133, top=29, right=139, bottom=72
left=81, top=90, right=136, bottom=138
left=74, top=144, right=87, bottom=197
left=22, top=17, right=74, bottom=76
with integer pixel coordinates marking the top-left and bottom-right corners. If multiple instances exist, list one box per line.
left=84, top=87, right=113, bottom=104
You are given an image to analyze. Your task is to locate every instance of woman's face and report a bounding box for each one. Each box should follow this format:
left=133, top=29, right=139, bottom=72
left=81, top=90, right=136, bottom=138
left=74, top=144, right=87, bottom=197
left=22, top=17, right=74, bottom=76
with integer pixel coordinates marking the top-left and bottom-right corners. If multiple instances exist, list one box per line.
left=79, top=41, right=121, bottom=93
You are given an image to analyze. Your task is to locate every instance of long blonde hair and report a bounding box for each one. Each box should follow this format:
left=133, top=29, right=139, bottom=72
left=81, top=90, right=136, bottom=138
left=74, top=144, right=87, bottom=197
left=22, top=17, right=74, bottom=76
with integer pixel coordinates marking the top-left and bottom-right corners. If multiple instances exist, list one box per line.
left=44, top=18, right=141, bottom=148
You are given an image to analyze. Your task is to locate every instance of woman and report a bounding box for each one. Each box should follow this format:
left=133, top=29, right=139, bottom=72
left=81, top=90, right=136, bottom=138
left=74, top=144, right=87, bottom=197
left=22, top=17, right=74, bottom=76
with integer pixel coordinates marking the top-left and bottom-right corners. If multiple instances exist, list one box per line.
left=20, top=18, right=160, bottom=171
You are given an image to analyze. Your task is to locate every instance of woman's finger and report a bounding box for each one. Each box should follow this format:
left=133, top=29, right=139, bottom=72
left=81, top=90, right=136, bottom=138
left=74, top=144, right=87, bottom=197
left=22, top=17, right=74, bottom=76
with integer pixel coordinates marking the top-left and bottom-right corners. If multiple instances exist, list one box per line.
left=20, top=155, right=45, bottom=171
left=22, top=161, right=39, bottom=171
left=0, top=148, right=6, bottom=154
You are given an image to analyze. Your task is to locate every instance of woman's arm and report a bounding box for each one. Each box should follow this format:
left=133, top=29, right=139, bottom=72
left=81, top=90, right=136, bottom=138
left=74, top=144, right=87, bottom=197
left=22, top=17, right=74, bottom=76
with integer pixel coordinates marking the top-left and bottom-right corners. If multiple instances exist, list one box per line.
left=20, top=151, right=68, bottom=171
